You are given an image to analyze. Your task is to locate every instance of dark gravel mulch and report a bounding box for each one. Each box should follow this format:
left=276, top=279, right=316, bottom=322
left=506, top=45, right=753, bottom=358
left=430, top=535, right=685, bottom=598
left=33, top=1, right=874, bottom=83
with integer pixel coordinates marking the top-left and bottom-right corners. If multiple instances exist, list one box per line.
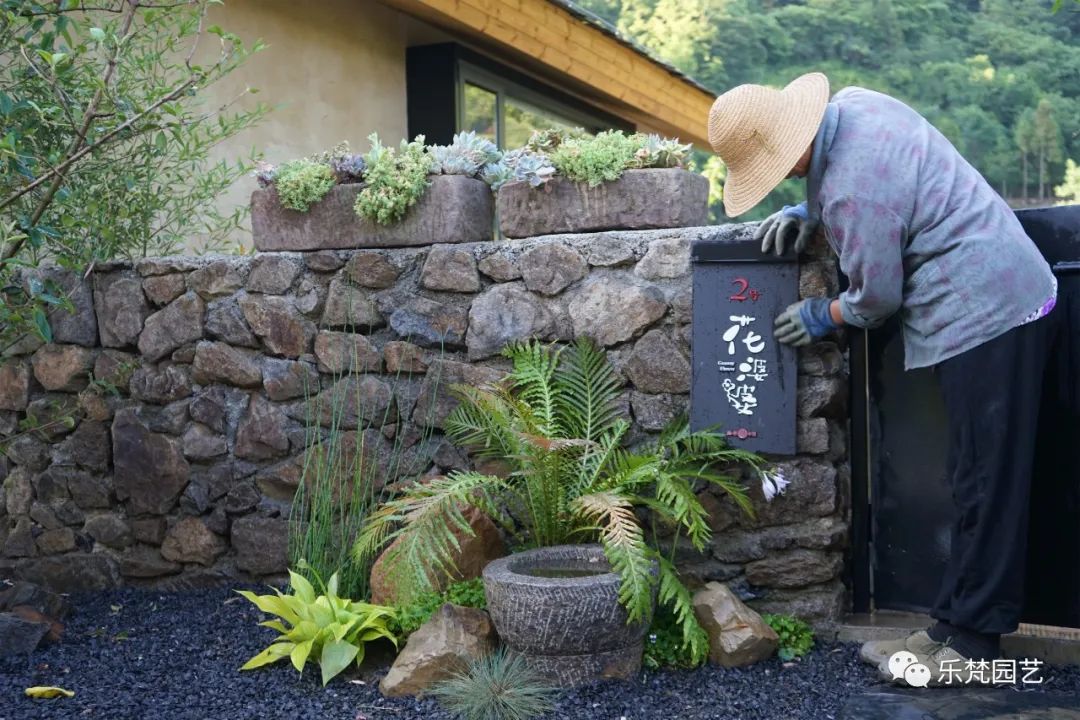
left=2, top=586, right=1079, bottom=720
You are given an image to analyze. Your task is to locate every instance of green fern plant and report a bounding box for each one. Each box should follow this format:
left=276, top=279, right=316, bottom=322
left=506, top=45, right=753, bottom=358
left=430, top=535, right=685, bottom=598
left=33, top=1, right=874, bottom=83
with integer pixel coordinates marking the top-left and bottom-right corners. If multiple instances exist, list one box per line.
left=355, top=338, right=765, bottom=663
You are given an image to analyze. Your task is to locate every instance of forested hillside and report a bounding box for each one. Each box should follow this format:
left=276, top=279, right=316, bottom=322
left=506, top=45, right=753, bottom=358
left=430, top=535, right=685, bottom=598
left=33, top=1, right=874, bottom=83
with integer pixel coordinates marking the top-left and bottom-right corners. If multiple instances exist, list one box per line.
left=578, top=0, right=1080, bottom=217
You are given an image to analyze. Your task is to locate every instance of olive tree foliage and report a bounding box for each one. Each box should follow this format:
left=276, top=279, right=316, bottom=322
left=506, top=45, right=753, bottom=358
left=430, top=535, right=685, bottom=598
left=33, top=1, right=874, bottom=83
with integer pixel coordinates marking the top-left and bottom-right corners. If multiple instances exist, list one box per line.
left=0, top=0, right=266, bottom=352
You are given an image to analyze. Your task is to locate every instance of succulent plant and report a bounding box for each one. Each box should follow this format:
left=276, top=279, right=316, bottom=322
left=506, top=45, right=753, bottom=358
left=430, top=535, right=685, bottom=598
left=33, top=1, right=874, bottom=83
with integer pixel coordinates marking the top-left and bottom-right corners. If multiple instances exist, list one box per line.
left=632, top=134, right=692, bottom=169
left=330, top=153, right=366, bottom=184
left=253, top=160, right=277, bottom=188
left=429, top=131, right=502, bottom=177
left=481, top=148, right=556, bottom=190
left=526, top=126, right=588, bottom=155
left=273, top=159, right=336, bottom=212
left=354, top=134, right=431, bottom=225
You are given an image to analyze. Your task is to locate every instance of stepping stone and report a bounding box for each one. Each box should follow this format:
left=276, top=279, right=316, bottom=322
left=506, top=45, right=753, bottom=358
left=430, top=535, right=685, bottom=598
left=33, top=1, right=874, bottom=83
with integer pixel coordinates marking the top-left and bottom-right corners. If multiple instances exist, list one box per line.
left=840, top=689, right=1080, bottom=719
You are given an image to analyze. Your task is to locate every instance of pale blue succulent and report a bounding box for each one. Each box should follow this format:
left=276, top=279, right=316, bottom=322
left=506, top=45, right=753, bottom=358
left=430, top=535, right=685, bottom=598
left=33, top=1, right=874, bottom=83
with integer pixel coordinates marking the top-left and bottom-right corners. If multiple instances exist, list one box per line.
left=503, top=148, right=556, bottom=188
left=632, top=134, right=692, bottom=169
left=330, top=153, right=366, bottom=183
left=430, top=131, right=502, bottom=177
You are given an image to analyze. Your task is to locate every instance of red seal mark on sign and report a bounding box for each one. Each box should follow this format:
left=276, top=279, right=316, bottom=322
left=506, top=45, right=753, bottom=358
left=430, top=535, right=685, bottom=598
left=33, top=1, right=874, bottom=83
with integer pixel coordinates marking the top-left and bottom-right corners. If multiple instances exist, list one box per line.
left=726, top=428, right=758, bottom=440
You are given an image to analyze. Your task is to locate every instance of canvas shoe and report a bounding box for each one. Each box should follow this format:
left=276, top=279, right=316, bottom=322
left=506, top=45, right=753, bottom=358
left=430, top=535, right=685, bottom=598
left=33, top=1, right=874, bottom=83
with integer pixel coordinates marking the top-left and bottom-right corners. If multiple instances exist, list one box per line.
left=858, top=630, right=934, bottom=666
left=876, top=639, right=998, bottom=688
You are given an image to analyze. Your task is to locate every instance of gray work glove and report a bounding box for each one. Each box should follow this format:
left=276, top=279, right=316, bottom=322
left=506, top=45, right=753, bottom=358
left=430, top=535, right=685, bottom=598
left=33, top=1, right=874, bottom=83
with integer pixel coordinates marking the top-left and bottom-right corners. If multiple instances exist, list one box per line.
left=755, top=203, right=816, bottom=256
left=774, top=298, right=839, bottom=346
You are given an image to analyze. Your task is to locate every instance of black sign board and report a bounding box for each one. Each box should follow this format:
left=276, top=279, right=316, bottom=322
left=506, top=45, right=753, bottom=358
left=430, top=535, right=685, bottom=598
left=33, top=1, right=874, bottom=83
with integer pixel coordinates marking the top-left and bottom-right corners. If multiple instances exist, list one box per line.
left=690, top=237, right=799, bottom=455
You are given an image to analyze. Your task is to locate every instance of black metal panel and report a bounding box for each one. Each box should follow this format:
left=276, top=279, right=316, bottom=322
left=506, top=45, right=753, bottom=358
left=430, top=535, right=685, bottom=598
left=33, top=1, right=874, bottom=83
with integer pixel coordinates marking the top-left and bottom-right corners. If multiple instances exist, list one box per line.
left=406, top=44, right=459, bottom=146
left=691, top=238, right=799, bottom=455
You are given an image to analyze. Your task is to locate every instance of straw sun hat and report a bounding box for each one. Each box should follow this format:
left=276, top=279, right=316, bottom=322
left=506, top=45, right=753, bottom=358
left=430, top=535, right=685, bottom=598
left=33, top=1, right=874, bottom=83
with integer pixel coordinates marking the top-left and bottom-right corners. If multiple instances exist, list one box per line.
left=708, top=72, right=830, bottom=218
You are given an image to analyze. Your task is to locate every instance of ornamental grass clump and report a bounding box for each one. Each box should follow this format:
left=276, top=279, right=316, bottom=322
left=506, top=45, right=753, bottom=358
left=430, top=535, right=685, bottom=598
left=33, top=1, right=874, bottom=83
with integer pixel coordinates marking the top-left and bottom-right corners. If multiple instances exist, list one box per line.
left=431, top=649, right=557, bottom=720
left=355, top=338, right=770, bottom=664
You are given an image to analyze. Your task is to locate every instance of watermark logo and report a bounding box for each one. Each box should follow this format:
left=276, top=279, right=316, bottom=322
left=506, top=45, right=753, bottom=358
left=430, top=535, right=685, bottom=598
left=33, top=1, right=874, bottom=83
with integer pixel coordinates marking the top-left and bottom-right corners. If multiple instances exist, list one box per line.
left=888, top=650, right=1045, bottom=687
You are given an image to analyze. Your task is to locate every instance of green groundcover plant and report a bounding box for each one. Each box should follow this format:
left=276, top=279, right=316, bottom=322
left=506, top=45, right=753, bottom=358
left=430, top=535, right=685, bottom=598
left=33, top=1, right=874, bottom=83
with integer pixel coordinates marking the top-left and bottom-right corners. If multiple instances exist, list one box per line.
left=390, top=578, right=487, bottom=640
left=238, top=568, right=396, bottom=686
left=356, top=338, right=768, bottom=664
left=763, top=613, right=815, bottom=661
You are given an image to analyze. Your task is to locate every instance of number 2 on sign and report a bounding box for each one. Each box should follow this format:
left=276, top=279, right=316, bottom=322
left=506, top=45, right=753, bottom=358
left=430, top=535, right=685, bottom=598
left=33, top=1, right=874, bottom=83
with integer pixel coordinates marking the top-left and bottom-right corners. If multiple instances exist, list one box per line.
left=730, top=278, right=762, bottom=303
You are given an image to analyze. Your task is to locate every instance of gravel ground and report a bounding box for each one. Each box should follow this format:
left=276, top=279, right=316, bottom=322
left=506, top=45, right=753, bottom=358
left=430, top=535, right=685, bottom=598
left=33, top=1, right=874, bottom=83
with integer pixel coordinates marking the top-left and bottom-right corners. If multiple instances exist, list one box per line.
left=2, top=586, right=1079, bottom=720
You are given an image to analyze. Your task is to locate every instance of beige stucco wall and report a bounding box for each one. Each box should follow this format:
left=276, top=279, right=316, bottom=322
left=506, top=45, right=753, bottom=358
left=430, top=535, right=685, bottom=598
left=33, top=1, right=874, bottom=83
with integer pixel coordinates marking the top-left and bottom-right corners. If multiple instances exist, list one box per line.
left=196, top=0, right=410, bottom=251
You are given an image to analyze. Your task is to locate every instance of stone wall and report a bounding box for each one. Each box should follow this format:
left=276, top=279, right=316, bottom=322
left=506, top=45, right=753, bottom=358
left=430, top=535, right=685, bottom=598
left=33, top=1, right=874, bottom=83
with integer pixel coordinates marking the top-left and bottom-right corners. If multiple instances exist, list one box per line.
left=0, top=226, right=849, bottom=625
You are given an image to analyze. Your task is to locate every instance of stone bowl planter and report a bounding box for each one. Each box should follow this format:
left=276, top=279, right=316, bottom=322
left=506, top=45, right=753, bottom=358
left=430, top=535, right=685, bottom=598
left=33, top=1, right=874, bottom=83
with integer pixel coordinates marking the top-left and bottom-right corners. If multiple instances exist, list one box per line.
left=497, top=167, right=708, bottom=238
left=482, top=544, right=657, bottom=686
left=251, top=175, right=493, bottom=252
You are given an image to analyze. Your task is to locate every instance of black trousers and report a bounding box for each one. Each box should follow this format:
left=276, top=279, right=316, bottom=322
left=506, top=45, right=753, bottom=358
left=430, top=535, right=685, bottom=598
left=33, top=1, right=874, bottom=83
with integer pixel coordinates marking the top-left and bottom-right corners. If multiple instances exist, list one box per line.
left=931, top=313, right=1057, bottom=635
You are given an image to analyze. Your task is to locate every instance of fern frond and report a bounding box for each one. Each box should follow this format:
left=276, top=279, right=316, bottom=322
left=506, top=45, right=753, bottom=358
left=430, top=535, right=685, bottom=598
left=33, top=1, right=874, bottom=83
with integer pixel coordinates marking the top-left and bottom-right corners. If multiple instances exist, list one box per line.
left=655, top=475, right=710, bottom=550
left=554, top=337, right=624, bottom=441
left=502, top=339, right=562, bottom=437
left=572, top=491, right=655, bottom=623
left=657, top=556, right=709, bottom=666
left=445, top=383, right=519, bottom=460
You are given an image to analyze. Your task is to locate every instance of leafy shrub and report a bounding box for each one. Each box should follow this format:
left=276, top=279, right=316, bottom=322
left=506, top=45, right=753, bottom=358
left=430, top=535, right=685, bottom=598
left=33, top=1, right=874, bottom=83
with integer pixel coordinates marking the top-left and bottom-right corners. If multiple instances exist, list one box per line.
left=391, top=578, right=487, bottom=640
left=643, top=603, right=706, bottom=670
left=431, top=648, right=557, bottom=720
left=355, top=134, right=431, bottom=225
left=356, top=338, right=770, bottom=661
left=238, top=569, right=397, bottom=685
left=550, top=130, right=640, bottom=186
left=273, top=159, right=337, bottom=212
left=430, top=131, right=502, bottom=177
left=763, top=613, right=815, bottom=661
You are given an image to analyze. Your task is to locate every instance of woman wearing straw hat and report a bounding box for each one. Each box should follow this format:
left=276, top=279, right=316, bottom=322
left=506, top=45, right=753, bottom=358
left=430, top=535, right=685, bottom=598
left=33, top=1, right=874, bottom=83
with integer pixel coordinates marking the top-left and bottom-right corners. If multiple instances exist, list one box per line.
left=707, top=73, right=1057, bottom=687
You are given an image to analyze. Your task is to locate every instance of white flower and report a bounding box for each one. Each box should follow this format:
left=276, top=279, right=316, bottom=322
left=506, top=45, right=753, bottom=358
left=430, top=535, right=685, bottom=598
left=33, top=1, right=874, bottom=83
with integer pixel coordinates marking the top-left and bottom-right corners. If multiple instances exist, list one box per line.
left=760, top=468, right=790, bottom=502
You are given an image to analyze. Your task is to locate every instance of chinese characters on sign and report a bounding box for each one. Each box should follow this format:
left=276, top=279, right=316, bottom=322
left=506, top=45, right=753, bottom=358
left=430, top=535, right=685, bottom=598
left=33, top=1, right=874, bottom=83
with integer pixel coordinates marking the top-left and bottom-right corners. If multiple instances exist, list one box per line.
left=691, top=239, right=798, bottom=454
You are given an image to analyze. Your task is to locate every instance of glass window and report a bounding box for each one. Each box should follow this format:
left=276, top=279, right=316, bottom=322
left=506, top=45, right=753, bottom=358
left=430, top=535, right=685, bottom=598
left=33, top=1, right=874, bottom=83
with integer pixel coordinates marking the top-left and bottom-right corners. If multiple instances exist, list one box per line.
left=504, top=96, right=578, bottom=148
left=462, top=82, right=497, bottom=140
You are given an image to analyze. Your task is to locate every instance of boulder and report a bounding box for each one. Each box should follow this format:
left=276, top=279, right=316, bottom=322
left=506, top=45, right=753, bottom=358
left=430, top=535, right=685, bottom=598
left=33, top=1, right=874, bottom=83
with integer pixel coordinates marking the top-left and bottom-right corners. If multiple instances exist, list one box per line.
left=623, top=329, right=690, bottom=394
left=344, top=251, right=400, bottom=288
left=418, top=245, right=480, bottom=293
left=224, top=481, right=260, bottom=514
left=370, top=504, right=506, bottom=606
left=569, top=277, right=666, bottom=347
left=58, top=420, right=111, bottom=473
left=239, top=295, right=315, bottom=358
left=3, top=517, right=35, bottom=557
left=692, top=582, right=778, bottom=667
left=630, top=392, right=687, bottom=431
left=232, top=516, right=288, bottom=575
left=138, top=292, right=205, bottom=362
left=94, top=271, right=151, bottom=347
left=15, top=553, right=120, bottom=592
left=0, top=611, right=50, bottom=656
left=384, top=341, right=429, bottom=374
left=386, top=296, right=468, bottom=348
left=31, top=344, right=94, bottom=391
left=262, top=358, right=318, bottom=401
left=314, top=331, right=381, bottom=374
left=119, top=545, right=182, bottom=578
left=182, top=423, right=228, bottom=460
left=67, top=472, right=112, bottom=509
left=0, top=580, right=71, bottom=619
left=192, top=341, right=263, bottom=388
left=634, top=237, right=690, bottom=279
left=142, top=274, right=187, bottom=307
left=112, top=407, right=189, bottom=515
left=310, top=376, right=394, bottom=430
left=235, top=395, right=290, bottom=461
left=188, top=260, right=245, bottom=299
left=477, top=250, right=520, bottom=281
left=519, top=243, right=587, bottom=295
left=321, top=277, right=384, bottom=329
left=0, top=361, right=31, bottom=411
left=379, top=604, right=497, bottom=698
left=35, top=528, right=76, bottom=555
left=744, top=549, right=844, bottom=589
left=188, top=385, right=240, bottom=435
left=4, top=467, right=33, bottom=515
left=160, top=517, right=226, bottom=566
left=129, top=364, right=193, bottom=404
left=205, top=297, right=259, bottom=347
left=466, top=283, right=558, bottom=360
left=246, top=255, right=300, bottom=294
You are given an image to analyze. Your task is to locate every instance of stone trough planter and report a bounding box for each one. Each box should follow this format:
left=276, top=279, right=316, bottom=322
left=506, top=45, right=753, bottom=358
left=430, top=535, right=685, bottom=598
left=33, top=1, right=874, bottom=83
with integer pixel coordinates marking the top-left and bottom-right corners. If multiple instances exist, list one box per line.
left=482, top=544, right=657, bottom=686
left=251, top=175, right=493, bottom=252
left=497, top=168, right=708, bottom=238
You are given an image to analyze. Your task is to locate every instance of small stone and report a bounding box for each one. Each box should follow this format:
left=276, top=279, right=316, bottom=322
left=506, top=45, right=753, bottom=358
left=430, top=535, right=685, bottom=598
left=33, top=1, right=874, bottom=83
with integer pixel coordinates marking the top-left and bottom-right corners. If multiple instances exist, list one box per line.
left=205, top=505, right=230, bottom=536
left=797, top=418, right=830, bottom=455
left=262, top=358, right=318, bottom=401
left=112, top=408, right=189, bottom=515
left=294, top=277, right=323, bottom=315
left=58, top=421, right=110, bottom=473
left=119, top=545, right=181, bottom=578
left=30, top=502, right=62, bottom=530
left=751, top=459, right=838, bottom=527
left=305, top=250, right=344, bottom=273
left=345, top=251, right=400, bottom=288
left=83, top=514, right=132, bottom=549
left=744, top=549, right=844, bottom=589
left=171, top=345, right=196, bottom=363
left=477, top=250, right=520, bottom=281
left=235, top=395, right=290, bottom=461
left=192, top=341, right=263, bottom=388
left=798, top=375, right=846, bottom=418
left=379, top=604, right=497, bottom=697
left=8, top=606, right=63, bottom=645
left=142, top=274, right=187, bottom=306
left=182, top=423, right=228, bottom=460
left=586, top=236, right=636, bottom=266
left=129, top=365, right=193, bottom=404
left=93, top=350, right=136, bottom=393
left=205, top=297, right=258, bottom=347
left=313, top=331, right=381, bottom=373
left=14, top=553, right=119, bottom=592
left=225, top=482, right=260, bottom=514
left=246, top=255, right=300, bottom=294
left=623, top=330, right=689, bottom=394
left=36, top=528, right=77, bottom=555
left=749, top=580, right=845, bottom=627
left=188, top=386, right=238, bottom=435
left=635, top=237, right=690, bottom=279
left=387, top=296, right=468, bottom=348
left=799, top=260, right=839, bottom=299
left=569, top=277, right=666, bottom=347
left=188, top=260, right=245, bottom=299
left=137, top=257, right=207, bottom=278
left=693, top=582, right=779, bottom=667
left=0, top=361, right=31, bottom=411
left=321, top=278, right=383, bottom=329
left=32, top=467, right=71, bottom=504
left=0, top=611, right=50, bottom=655
left=51, top=500, right=85, bottom=527
left=799, top=342, right=844, bottom=376
left=630, top=392, right=687, bottom=431
left=3, top=517, right=35, bottom=557
left=232, top=516, right=288, bottom=575
left=138, top=292, right=205, bottom=362
left=31, top=344, right=94, bottom=391
left=310, top=376, right=395, bottom=430
left=239, top=295, right=315, bottom=358
left=0, top=580, right=71, bottom=618
left=160, top=517, right=226, bottom=566
left=413, top=360, right=503, bottom=429
left=466, top=283, right=557, bottom=360
left=384, top=341, right=429, bottom=374
left=180, top=478, right=210, bottom=515
left=4, top=467, right=33, bottom=515
left=519, top=244, right=587, bottom=295
left=94, top=272, right=151, bottom=347
left=38, top=267, right=98, bottom=347
left=255, top=457, right=304, bottom=503
left=420, top=246, right=480, bottom=293
left=66, top=472, right=112, bottom=510
left=145, top=400, right=191, bottom=436
left=131, top=518, right=167, bottom=545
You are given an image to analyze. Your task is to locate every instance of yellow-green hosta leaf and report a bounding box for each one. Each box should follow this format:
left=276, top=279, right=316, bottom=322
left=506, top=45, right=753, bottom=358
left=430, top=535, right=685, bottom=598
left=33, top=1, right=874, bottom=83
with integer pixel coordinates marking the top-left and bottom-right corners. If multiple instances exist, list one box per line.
left=258, top=620, right=290, bottom=634
left=290, top=639, right=314, bottom=673
left=357, top=627, right=397, bottom=645
left=326, top=572, right=339, bottom=599
left=236, top=591, right=300, bottom=625
left=25, top=687, right=74, bottom=699
left=320, top=639, right=359, bottom=686
left=285, top=620, right=320, bottom=643
left=288, top=570, right=316, bottom=604
left=240, top=642, right=294, bottom=670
